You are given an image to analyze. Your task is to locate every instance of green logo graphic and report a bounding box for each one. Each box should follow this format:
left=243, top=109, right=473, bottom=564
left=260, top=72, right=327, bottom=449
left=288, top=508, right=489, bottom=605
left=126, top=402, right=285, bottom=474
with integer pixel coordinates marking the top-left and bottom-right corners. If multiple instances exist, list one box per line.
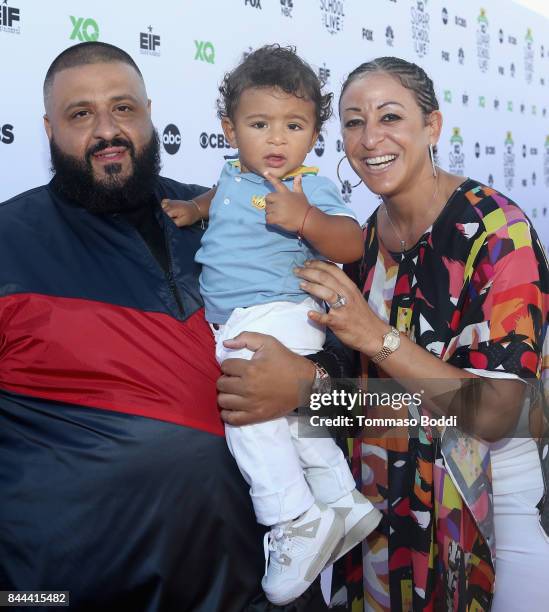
left=525, top=28, right=533, bottom=43
left=451, top=127, right=463, bottom=146
left=477, top=8, right=488, bottom=26
left=194, top=40, right=215, bottom=64
left=505, top=131, right=514, bottom=146
left=70, top=16, right=99, bottom=41
left=545, top=135, right=549, bottom=148
left=479, top=96, right=486, bottom=108
left=507, top=101, right=513, bottom=112
left=444, top=90, right=452, bottom=103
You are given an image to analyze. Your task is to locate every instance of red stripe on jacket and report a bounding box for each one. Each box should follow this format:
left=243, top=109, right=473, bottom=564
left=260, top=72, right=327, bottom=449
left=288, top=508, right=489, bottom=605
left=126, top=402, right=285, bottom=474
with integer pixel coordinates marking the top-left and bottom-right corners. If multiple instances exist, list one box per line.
left=0, top=293, right=224, bottom=436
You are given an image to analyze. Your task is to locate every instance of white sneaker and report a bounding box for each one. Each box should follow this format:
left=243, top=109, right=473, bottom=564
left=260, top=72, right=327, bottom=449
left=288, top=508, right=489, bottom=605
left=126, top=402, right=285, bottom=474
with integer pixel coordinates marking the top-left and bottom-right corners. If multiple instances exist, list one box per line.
left=261, top=501, right=344, bottom=606
left=326, top=489, right=382, bottom=565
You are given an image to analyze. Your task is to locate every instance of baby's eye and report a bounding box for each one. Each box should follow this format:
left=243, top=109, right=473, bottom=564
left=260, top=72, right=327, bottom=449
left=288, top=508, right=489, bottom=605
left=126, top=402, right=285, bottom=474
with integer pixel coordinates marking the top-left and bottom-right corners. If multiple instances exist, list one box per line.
left=251, top=121, right=267, bottom=129
left=288, top=123, right=302, bottom=131
left=343, top=118, right=363, bottom=128
left=381, top=113, right=401, bottom=122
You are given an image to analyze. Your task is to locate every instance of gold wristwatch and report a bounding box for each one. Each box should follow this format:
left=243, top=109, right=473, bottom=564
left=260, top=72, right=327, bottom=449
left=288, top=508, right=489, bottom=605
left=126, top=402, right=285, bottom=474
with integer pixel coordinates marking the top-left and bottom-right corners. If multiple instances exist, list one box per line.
left=371, top=327, right=400, bottom=364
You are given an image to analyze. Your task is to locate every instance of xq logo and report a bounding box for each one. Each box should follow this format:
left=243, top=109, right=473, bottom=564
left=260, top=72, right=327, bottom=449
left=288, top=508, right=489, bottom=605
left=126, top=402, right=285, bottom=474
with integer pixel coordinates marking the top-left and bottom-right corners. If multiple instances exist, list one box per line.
left=70, top=16, right=99, bottom=41
left=195, top=40, right=215, bottom=64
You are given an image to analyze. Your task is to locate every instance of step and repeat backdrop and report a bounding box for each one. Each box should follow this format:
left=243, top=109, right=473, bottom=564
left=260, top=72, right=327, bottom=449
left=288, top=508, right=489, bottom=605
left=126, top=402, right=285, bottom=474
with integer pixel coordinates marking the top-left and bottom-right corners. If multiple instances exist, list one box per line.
left=1, top=0, right=548, bottom=248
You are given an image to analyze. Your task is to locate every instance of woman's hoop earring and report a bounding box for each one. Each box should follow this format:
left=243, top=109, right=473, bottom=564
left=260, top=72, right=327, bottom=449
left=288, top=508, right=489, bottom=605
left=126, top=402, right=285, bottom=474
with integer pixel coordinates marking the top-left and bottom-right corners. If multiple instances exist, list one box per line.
left=429, top=144, right=437, bottom=178
left=336, top=155, right=362, bottom=189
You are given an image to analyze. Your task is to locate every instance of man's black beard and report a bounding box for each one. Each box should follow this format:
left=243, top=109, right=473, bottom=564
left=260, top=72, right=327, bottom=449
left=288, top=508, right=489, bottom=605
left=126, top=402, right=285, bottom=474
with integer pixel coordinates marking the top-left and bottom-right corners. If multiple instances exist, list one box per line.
left=50, top=129, right=161, bottom=214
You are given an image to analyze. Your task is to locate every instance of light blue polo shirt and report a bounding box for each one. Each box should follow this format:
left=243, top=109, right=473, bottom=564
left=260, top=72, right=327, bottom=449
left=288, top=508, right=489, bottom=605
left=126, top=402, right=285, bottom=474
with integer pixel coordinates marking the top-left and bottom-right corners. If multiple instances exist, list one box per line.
left=195, top=161, right=357, bottom=324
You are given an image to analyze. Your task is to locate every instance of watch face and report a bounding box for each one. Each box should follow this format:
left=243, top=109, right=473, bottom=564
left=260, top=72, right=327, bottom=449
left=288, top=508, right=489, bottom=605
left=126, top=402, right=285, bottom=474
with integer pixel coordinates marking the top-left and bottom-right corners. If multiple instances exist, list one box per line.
left=385, top=333, right=400, bottom=351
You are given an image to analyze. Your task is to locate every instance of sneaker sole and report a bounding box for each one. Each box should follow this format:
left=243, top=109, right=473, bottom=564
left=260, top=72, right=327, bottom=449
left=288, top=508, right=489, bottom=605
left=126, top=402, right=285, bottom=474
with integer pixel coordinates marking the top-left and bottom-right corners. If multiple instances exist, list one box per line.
left=265, top=512, right=344, bottom=606
left=327, top=508, right=382, bottom=565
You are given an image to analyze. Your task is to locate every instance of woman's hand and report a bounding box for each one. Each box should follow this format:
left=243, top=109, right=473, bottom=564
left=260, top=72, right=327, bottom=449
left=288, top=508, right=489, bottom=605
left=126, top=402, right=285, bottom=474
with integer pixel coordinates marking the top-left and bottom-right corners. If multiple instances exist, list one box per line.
left=295, top=260, right=388, bottom=357
left=216, top=332, right=316, bottom=426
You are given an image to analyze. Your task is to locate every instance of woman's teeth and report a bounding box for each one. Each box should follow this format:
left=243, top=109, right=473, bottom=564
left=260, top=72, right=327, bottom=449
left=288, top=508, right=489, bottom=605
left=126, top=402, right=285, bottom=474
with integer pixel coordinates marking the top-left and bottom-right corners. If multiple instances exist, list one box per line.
left=365, top=154, right=397, bottom=169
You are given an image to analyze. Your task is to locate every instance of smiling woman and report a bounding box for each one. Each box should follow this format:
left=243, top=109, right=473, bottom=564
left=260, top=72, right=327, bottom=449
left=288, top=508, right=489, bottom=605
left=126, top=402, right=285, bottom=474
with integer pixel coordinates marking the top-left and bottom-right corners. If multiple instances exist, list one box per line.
left=294, top=56, right=549, bottom=612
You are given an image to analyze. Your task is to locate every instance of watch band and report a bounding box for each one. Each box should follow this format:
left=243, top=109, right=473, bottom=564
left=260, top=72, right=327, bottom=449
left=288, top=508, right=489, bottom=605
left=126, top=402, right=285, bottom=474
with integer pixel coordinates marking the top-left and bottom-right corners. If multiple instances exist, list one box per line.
left=371, top=346, right=393, bottom=364
left=371, top=327, right=400, bottom=365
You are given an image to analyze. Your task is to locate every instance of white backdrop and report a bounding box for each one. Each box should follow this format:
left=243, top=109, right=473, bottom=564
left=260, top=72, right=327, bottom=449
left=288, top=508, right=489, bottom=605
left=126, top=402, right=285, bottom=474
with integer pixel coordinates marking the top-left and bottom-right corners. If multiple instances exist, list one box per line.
left=1, top=0, right=548, bottom=249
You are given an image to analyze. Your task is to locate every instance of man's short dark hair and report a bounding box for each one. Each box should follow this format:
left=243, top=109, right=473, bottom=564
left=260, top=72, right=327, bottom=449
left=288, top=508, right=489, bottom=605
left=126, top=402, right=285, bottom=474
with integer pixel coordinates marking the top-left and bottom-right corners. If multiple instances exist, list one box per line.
left=217, top=44, right=332, bottom=132
left=44, top=42, right=144, bottom=105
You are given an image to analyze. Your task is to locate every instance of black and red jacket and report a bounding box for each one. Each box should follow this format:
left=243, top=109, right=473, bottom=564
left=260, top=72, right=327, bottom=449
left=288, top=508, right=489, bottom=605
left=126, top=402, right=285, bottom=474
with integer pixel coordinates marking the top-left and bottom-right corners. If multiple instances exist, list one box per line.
left=0, top=178, right=328, bottom=611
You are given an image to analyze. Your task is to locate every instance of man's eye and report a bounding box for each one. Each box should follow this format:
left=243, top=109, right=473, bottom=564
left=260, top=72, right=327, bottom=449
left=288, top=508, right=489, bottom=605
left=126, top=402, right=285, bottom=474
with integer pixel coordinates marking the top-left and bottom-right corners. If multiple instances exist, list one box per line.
left=72, top=110, right=89, bottom=119
left=381, top=113, right=401, bottom=122
left=251, top=121, right=267, bottom=128
left=116, top=105, right=132, bottom=112
left=288, top=123, right=302, bottom=131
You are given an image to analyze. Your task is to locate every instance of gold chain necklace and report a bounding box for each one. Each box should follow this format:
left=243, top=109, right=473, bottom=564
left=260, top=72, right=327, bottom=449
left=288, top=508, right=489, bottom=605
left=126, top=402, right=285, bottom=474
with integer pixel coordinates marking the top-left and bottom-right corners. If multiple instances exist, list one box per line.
left=383, top=178, right=439, bottom=253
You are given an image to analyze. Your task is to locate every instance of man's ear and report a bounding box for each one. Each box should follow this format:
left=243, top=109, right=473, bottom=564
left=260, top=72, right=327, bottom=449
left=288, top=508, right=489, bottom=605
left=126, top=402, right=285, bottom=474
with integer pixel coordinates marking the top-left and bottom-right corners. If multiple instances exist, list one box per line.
left=43, top=114, right=52, bottom=141
left=147, top=99, right=152, bottom=115
left=221, top=117, right=238, bottom=149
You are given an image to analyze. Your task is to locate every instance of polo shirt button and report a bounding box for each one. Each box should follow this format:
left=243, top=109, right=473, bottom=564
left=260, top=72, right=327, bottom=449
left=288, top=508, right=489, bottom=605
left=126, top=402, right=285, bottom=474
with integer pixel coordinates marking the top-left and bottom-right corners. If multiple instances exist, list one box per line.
left=223, top=198, right=230, bottom=205
left=235, top=176, right=241, bottom=182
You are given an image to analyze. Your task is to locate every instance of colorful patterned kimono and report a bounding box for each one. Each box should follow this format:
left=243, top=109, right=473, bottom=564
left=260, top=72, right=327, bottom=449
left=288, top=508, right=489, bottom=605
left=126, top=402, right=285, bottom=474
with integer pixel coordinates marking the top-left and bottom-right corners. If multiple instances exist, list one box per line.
left=331, top=180, right=549, bottom=611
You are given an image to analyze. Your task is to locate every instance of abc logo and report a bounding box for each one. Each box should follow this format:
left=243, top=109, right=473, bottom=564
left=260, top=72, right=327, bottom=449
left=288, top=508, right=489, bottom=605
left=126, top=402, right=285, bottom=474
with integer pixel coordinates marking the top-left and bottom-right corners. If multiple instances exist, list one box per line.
left=314, top=134, right=325, bottom=157
left=162, top=124, right=181, bottom=155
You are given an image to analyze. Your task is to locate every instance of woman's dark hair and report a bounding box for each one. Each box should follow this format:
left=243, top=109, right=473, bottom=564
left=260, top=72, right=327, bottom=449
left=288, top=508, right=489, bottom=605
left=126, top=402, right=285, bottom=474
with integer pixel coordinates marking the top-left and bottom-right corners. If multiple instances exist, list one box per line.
left=217, top=44, right=332, bottom=131
left=339, top=56, right=439, bottom=123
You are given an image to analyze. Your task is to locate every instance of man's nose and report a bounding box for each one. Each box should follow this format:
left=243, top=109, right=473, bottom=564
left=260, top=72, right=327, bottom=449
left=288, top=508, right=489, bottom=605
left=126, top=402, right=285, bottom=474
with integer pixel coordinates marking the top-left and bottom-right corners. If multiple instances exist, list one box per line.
left=92, top=110, right=122, bottom=141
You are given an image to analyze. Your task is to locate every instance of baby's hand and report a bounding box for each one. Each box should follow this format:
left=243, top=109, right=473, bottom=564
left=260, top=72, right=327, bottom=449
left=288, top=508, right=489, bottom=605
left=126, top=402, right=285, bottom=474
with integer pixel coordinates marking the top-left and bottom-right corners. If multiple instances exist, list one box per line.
left=161, top=199, right=200, bottom=227
left=264, top=173, right=310, bottom=233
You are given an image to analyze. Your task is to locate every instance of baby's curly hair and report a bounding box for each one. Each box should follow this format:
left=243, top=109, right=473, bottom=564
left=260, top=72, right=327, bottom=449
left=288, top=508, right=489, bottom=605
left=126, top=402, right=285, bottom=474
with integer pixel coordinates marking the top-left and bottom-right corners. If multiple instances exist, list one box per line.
left=217, top=45, right=332, bottom=131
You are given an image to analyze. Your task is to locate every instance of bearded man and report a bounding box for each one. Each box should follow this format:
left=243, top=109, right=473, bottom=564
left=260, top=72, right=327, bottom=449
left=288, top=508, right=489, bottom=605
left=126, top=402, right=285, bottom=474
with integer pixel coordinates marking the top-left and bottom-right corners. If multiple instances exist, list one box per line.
left=0, top=42, right=333, bottom=612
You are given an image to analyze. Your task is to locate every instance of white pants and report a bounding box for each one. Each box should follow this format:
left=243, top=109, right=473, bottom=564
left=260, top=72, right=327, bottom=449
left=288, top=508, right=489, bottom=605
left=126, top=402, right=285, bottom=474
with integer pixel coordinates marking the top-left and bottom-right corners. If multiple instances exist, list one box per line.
left=213, top=298, right=356, bottom=526
left=491, top=437, right=549, bottom=611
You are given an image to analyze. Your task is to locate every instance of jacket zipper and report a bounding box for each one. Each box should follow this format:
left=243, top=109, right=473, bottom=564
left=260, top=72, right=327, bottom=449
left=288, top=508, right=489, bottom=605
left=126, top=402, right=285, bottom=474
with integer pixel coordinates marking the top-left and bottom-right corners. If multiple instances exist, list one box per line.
left=161, top=221, right=185, bottom=319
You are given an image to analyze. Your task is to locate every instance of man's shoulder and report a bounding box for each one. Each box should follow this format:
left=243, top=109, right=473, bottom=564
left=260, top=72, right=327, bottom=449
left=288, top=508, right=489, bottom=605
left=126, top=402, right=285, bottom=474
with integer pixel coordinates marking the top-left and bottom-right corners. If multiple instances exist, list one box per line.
left=0, top=184, right=53, bottom=218
left=156, top=176, right=209, bottom=201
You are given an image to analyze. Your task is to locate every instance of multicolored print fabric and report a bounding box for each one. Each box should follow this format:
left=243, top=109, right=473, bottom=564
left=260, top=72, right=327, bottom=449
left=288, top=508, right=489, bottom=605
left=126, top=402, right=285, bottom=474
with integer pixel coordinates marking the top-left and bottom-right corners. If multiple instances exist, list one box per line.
left=331, top=179, right=549, bottom=611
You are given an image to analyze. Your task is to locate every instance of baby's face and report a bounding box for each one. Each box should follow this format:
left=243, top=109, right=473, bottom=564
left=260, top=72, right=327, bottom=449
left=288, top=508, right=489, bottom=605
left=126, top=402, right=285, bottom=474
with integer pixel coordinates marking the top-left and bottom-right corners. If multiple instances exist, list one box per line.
left=221, top=86, right=318, bottom=178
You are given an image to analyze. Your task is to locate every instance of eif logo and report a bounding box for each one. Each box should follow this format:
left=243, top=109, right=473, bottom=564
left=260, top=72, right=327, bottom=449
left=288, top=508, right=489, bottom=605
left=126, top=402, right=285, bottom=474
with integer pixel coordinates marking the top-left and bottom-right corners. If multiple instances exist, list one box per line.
left=1, top=123, right=14, bottom=144
left=195, top=40, right=215, bottom=64
left=140, top=26, right=160, bottom=57
left=0, top=0, right=20, bottom=34
left=476, top=8, right=490, bottom=73
left=70, top=16, right=99, bottom=42
left=318, top=63, right=331, bottom=85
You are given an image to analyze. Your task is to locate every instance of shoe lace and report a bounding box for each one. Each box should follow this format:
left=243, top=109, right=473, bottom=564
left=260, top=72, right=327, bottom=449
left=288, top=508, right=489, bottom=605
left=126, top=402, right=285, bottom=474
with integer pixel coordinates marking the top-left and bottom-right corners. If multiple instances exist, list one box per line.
left=263, top=525, right=292, bottom=575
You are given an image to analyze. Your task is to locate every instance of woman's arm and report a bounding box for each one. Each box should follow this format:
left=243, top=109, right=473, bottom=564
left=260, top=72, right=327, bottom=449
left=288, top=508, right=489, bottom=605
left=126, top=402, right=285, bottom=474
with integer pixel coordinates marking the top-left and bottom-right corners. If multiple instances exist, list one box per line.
left=295, top=260, right=527, bottom=442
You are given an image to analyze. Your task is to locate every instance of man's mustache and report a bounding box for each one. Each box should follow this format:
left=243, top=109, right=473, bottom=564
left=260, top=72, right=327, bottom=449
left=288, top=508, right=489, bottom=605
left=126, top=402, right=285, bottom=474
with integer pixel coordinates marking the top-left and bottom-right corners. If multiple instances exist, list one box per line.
left=86, top=138, right=134, bottom=160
